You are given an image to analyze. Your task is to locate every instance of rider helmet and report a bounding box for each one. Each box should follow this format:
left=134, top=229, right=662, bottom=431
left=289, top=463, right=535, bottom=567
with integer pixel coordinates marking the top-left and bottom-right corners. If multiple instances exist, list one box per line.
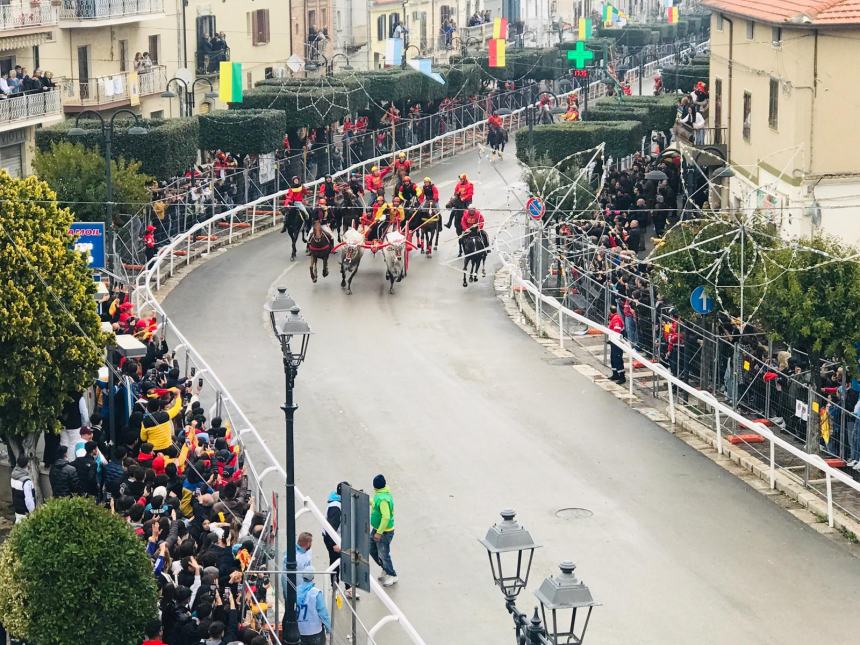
left=291, top=175, right=300, bottom=184
left=371, top=165, right=378, bottom=172
left=468, top=206, right=477, bottom=213
left=376, top=195, right=384, bottom=202
left=398, top=152, right=406, bottom=159
left=403, top=176, right=411, bottom=183
left=459, top=173, right=468, bottom=181
left=423, top=177, right=431, bottom=183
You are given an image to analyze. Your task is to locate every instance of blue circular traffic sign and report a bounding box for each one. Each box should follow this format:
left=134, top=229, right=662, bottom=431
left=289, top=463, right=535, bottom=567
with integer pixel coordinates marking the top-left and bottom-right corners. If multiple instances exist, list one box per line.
left=690, top=285, right=715, bottom=315
left=526, top=197, right=545, bottom=221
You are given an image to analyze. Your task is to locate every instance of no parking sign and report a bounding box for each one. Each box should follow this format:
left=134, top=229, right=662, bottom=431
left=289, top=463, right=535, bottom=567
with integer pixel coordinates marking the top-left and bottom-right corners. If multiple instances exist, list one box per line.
left=526, top=197, right=545, bottom=221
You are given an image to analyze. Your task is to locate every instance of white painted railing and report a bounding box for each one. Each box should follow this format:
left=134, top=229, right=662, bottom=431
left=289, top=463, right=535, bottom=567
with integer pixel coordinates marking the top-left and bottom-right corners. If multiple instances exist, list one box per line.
left=497, top=250, right=860, bottom=531
left=131, top=42, right=708, bottom=643
left=0, top=89, right=61, bottom=125
left=0, top=0, right=58, bottom=30
left=60, top=0, right=163, bottom=20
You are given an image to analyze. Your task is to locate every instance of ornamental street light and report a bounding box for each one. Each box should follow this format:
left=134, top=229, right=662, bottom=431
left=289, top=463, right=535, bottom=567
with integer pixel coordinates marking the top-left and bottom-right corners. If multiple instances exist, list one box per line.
left=327, top=53, right=353, bottom=75
left=69, top=109, right=148, bottom=227
left=265, top=287, right=311, bottom=645
left=480, top=510, right=599, bottom=645
left=163, top=77, right=218, bottom=116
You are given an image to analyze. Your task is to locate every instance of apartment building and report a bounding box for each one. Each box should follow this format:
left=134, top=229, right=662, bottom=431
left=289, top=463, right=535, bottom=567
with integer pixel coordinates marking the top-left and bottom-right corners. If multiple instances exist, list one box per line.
left=0, top=0, right=291, bottom=175
left=289, top=0, right=368, bottom=71
left=703, top=0, right=860, bottom=244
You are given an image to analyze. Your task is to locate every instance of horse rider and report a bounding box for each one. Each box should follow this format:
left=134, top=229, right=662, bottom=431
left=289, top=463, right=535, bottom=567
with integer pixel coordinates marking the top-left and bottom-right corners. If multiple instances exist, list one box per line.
left=393, top=151, right=412, bottom=177
left=361, top=195, right=389, bottom=245
left=281, top=176, right=310, bottom=232
left=417, top=177, right=439, bottom=206
left=461, top=205, right=489, bottom=248
left=488, top=111, right=503, bottom=131
left=348, top=171, right=365, bottom=199
left=446, top=173, right=474, bottom=228
left=397, top=176, right=419, bottom=205
left=318, top=175, right=338, bottom=203
left=364, top=165, right=392, bottom=202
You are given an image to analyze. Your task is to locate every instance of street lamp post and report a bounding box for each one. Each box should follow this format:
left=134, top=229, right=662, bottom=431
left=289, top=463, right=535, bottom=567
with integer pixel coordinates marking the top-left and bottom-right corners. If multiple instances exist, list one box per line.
left=190, top=77, right=219, bottom=114
left=163, top=77, right=218, bottom=116
left=327, top=53, right=353, bottom=75
left=161, top=76, right=189, bottom=117
left=69, top=110, right=148, bottom=227
left=480, top=510, right=599, bottom=645
left=265, top=288, right=312, bottom=645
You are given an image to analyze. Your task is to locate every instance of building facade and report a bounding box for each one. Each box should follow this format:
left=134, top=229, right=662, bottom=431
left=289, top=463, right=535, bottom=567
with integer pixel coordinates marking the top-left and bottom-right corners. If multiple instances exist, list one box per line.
left=0, top=0, right=292, bottom=175
left=704, top=0, right=860, bottom=244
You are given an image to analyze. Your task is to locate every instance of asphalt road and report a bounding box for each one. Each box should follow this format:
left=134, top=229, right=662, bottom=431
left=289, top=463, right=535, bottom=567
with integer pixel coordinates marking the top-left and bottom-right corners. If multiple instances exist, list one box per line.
left=163, top=143, right=860, bottom=645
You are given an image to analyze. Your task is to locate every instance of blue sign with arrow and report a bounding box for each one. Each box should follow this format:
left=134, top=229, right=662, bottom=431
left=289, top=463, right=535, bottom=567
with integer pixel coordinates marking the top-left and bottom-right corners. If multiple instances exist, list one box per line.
left=690, top=285, right=714, bottom=315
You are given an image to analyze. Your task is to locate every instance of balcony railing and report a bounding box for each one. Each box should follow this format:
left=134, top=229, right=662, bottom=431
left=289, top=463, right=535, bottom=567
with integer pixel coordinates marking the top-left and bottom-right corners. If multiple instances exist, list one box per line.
left=59, top=0, right=163, bottom=22
left=0, top=88, right=62, bottom=126
left=0, top=0, right=59, bottom=31
left=62, top=65, right=166, bottom=107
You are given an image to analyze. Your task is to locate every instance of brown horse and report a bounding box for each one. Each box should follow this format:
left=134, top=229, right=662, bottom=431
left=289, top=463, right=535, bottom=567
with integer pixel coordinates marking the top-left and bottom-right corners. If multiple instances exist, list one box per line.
left=307, top=220, right=334, bottom=283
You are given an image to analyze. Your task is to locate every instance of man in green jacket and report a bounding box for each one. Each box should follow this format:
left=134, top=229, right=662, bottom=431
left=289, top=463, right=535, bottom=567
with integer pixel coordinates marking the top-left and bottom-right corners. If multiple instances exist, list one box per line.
left=370, top=474, right=397, bottom=587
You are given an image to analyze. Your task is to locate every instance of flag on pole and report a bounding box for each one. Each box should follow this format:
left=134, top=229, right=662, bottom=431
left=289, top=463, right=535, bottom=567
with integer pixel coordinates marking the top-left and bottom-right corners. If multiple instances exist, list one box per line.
left=385, top=37, right=404, bottom=66
left=667, top=6, right=678, bottom=23
left=578, top=17, right=592, bottom=40
left=218, top=62, right=243, bottom=103
left=602, top=3, right=618, bottom=22
left=492, top=17, right=508, bottom=40
left=488, top=38, right=506, bottom=67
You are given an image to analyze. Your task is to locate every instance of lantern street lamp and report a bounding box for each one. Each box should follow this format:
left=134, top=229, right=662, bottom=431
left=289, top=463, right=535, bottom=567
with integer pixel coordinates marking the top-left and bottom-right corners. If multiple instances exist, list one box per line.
left=480, top=510, right=599, bottom=645
left=264, top=287, right=312, bottom=645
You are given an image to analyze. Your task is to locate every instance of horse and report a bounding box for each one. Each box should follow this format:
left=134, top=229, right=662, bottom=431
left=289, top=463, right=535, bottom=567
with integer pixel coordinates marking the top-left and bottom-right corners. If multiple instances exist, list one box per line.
left=339, top=227, right=365, bottom=295
left=461, top=227, right=488, bottom=287
left=488, top=125, right=508, bottom=159
left=412, top=201, right=440, bottom=258
left=307, top=220, right=334, bottom=283
left=381, top=230, right=407, bottom=294
left=446, top=196, right=467, bottom=256
left=338, top=188, right=364, bottom=235
left=280, top=205, right=305, bottom=261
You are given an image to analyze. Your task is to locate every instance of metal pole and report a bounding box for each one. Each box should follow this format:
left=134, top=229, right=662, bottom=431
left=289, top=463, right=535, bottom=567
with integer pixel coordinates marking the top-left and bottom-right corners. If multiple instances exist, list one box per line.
left=107, top=357, right=115, bottom=459
left=281, top=353, right=301, bottom=645
left=104, top=125, right=113, bottom=226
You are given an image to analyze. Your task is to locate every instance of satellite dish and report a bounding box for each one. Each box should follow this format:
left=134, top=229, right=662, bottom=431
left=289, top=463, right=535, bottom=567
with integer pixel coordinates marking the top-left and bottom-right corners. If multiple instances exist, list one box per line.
left=175, top=67, right=193, bottom=85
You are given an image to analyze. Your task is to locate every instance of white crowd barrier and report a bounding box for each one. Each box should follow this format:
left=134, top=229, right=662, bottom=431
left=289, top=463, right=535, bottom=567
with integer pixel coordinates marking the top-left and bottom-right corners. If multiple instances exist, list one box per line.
left=131, top=41, right=709, bottom=644
left=498, top=248, right=860, bottom=531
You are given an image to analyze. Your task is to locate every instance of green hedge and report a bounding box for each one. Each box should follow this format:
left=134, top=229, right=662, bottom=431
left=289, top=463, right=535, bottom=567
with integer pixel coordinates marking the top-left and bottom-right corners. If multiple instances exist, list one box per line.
left=590, top=95, right=678, bottom=133
left=237, top=86, right=355, bottom=129
left=597, top=27, right=654, bottom=47
left=675, top=20, right=689, bottom=38
left=464, top=48, right=561, bottom=81
left=515, top=120, right=644, bottom=165
left=658, top=24, right=677, bottom=42
left=36, top=118, right=198, bottom=180
left=198, top=109, right=286, bottom=155
left=662, top=64, right=710, bottom=92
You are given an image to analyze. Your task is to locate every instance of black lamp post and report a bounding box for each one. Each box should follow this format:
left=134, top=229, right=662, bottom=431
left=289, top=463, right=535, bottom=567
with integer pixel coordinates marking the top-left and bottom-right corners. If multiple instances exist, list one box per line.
left=328, top=53, right=353, bottom=75
left=163, top=77, right=218, bottom=116
left=69, top=109, right=147, bottom=226
left=401, top=44, right=421, bottom=70
left=265, top=287, right=312, bottom=645
left=480, top=510, right=599, bottom=645
left=161, top=76, right=189, bottom=117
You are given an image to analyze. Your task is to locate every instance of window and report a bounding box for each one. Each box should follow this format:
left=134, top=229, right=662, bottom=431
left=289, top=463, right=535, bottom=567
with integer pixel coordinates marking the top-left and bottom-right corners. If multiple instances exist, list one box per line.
left=264, top=66, right=273, bottom=79
left=149, top=110, right=164, bottom=119
left=746, top=20, right=754, bottom=40
left=389, top=12, right=400, bottom=37
left=32, top=45, right=39, bottom=69
left=743, top=91, right=751, bottom=141
left=246, top=71, right=252, bottom=88
left=772, top=26, right=782, bottom=44
left=716, top=13, right=723, bottom=31
left=440, top=4, right=453, bottom=23
left=321, top=8, right=327, bottom=28
left=250, top=9, right=270, bottom=45
left=768, top=78, right=779, bottom=129
left=118, top=39, right=128, bottom=72
left=308, top=9, right=316, bottom=28
left=377, top=15, right=386, bottom=40
left=148, top=35, right=160, bottom=64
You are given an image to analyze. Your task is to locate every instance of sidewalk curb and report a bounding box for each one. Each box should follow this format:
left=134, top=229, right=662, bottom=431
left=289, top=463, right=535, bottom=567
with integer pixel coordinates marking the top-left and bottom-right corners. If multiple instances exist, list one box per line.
left=493, top=266, right=860, bottom=554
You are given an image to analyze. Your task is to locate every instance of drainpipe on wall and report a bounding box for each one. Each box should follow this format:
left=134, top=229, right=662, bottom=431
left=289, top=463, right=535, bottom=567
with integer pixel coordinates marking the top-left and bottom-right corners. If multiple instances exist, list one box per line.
left=721, top=14, right=734, bottom=165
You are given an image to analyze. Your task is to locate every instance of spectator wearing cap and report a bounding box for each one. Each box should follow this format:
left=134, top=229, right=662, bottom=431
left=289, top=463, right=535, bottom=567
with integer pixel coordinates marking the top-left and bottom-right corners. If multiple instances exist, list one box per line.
left=296, top=568, right=331, bottom=644
left=370, top=474, right=397, bottom=586
left=48, top=445, right=78, bottom=497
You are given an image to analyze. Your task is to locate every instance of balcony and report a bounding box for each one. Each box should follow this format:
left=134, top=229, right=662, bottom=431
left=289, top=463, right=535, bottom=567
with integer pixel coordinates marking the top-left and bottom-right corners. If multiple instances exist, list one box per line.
left=61, top=65, right=166, bottom=111
left=0, top=89, right=62, bottom=132
left=0, top=0, right=59, bottom=31
left=195, top=46, right=229, bottom=76
left=59, top=0, right=163, bottom=27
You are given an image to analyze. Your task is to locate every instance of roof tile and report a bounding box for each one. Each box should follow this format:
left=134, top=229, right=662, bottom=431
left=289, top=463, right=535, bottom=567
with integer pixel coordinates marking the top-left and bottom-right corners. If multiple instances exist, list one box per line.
left=702, top=0, right=860, bottom=24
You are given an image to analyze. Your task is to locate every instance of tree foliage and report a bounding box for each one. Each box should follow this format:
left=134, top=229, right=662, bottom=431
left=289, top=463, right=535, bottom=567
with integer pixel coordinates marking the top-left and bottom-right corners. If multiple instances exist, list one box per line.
left=0, top=170, right=107, bottom=438
left=0, top=497, right=158, bottom=645
left=33, top=141, right=153, bottom=226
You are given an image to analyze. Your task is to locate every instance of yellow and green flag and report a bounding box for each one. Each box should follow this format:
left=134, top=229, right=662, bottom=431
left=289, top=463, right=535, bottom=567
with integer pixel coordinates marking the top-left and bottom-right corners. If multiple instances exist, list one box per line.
left=219, top=62, right=243, bottom=103
left=578, top=17, right=592, bottom=40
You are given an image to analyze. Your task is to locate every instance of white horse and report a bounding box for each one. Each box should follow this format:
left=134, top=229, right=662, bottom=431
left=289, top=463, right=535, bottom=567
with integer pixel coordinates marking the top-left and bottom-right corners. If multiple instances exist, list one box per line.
left=381, top=230, right=407, bottom=294
left=339, top=227, right=365, bottom=295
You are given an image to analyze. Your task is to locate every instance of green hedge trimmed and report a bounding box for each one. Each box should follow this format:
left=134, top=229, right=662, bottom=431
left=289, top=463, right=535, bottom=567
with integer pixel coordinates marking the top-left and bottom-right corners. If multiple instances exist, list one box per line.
left=36, top=118, right=198, bottom=180
left=597, top=27, right=654, bottom=47
left=658, top=24, right=677, bottom=42
left=237, top=86, right=355, bottom=129
left=515, top=120, right=644, bottom=165
left=198, top=109, right=286, bottom=155
left=592, top=95, right=678, bottom=133
left=662, top=64, right=710, bottom=92
left=464, top=48, right=561, bottom=81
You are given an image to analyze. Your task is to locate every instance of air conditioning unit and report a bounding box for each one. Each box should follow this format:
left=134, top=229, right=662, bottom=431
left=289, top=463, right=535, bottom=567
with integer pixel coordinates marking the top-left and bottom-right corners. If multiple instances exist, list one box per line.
left=273, top=66, right=287, bottom=78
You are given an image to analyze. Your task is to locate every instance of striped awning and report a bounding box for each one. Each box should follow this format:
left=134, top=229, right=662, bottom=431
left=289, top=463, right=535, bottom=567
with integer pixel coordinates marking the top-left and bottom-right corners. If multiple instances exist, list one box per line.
left=0, top=31, right=50, bottom=52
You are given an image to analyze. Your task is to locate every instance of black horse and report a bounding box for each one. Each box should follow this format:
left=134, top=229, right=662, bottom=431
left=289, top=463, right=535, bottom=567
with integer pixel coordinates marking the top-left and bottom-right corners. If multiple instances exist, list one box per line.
left=446, top=196, right=467, bottom=257
left=280, top=205, right=306, bottom=261
left=412, top=201, right=440, bottom=258
left=461, top=227, right=488, bottom=287
left=488, top=125, right=508, bottom=158
left=337, top=188, right=364, bottom=234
